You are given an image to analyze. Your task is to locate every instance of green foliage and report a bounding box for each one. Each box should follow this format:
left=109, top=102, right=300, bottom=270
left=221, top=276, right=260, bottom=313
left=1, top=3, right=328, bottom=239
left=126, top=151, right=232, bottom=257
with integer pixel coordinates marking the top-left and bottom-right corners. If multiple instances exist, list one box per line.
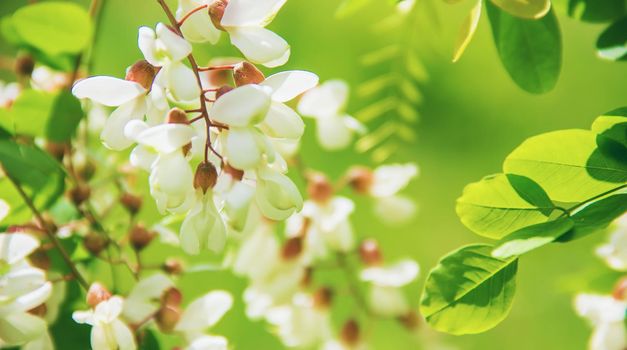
left=424, top=109, right=627, bottom=335
left=597, top=17, right=627, bottom=61
left=420, top=244, right=518, bottom=335
left=485, top=2, right=562, bottom=94
left=568, top=0, right=626, bottom=23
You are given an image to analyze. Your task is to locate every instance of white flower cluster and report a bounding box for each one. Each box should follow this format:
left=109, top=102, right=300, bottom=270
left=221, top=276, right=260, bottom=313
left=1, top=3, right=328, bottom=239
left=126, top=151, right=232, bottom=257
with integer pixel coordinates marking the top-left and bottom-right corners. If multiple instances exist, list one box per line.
left=575, top=214, right=627, bottom=350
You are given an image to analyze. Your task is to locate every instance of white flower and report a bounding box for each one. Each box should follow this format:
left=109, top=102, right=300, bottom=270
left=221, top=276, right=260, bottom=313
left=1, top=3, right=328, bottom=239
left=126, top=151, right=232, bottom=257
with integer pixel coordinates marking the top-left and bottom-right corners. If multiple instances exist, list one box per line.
left=138, top=23, right=199, bottom=101
left=220, top=0, right=290, bottom=67
left=186, top=335, right=229, bottom=350
left=150, top=152, right=196, bottom=214
left=369, top=163, right=418, bottom=225
left=575, top=294, right=627, bottom=350
left=180, top=189, right=227, bottom=255
left=597, top=214, right=627, bottom=271
left=265, top=293, right=332, bottom=348
left=0, top=233, right=52, bottom=347
left=232, top=221, right=280, bottom=281
left=255, top=163, right=303, bottom=221
left=72, top=296, right=137, bottom=350
left=214, top=174, right=256, bottom=233
left=31, top=66, right=70, bottom=92
left=174, top=291, right=233, bottom=342
left=123, top=273, right=174, bottom=324
left=360, top=260, right=419, bottom=317
left=288, top=196, right=355, bottom=260
left=297, top=80, right=364, bottom=150
left=0, top=81, right=20, bottom=108
left=177, top=0, right=221, bottom=44
left=323, top=340, right=368, bottom=350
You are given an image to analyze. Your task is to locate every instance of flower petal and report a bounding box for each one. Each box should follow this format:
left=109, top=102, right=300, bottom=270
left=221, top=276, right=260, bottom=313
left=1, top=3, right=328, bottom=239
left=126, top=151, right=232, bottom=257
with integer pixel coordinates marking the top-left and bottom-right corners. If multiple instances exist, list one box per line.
left=297, top=80, right=348, bottom=118
left=187, top=335, right=229, bottom=350
left=370, top=163, right=418, bottom=197
left=72, top=77, right=145, bottom=107
left=161, top=62, right=201, bottom=102
left=211, top=85, right=271, bottom=127
left=177, top=0, right=222, bottom=44
left=228, top=27, right=290, bottom=68
left=0, top=233, right=39, bottom=264
left=221, top=128, right=264, bottom=170
left=135, top=124, right=196, bottom=154
left=262, top=71, right=319, bottom=102
left=0, top=312, right=47, bottom=346
left=156, top=23, right=193, bottom=62
left=175, top=290, right=233, bottom=331
left=130, top=145, right=157, bottom=171
left=260, top=102, right=304, bottom=140
left=100, top=98, right=147, bottom=151
left=221, top=0, right=287, bottom=27
left=112, top=319, right=137, bottom=350
left=138, top=26, right=158, bottom=66
left=314, top=115, right=353, bottom=151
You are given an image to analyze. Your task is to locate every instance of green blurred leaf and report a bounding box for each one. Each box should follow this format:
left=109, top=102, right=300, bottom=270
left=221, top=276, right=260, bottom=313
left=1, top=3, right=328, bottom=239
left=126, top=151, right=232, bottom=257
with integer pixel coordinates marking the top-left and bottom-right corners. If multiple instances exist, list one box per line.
left=452, top=0, right=482, bottom=63
left=46, top=91, right=84, bottom=142
left=11, top=2, right=92, bottom=56
left=4, top=90, right=56, bottom=137
left=420, top=244, right=518, bottom=335
left=491, top=0, right=551, bottom=19
left=503, top=129, right=627, bottom=203
left=336, top=0, right=372, bottom=17
left=492, top=216, right=574, bottom=258
left=456, top=173, right=555, bottom=239
left=568, top=0, right=626, bottom=23
left=597, top=17, right=627, bottom=61
left=558, top=193, right=627, bottom=242
left=591, top=108, right=627, bottom=148
left=486, top=2, right=561, bottom=94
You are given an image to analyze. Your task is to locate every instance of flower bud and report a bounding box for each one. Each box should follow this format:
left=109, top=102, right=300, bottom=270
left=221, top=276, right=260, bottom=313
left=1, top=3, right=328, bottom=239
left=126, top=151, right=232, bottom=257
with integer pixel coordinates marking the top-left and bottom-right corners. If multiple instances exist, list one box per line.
left=341, top=319, right=360, bottom=346
left=222, top=162, right=244, bottom=181
left=233, top=61, right=265, bottom=86
left=125, top=60, right=158, bottom=90
left=359, top=239, right=382, bottom=266
left=166, top=108, right=192, bottom=155
left=281, top=236, right=303, bottom=261
left=15, top=55, right=35, bottom=77
left=301, top=267, right=313, bottom=287
left=68, top=185, right=91, bottom=206
left=162, top=287, right=183, bottom=307
left=215, top=85, right=233, bottom=100
left=162, top=258, right=184, bottom=275
left=120, top=193, right=142, bottom=215
left=613, top=277, right=627, bottom=300
left=76, top=159, right=96, bottom=181
left=28, top=303, right=48, bottom=317
left=29, top=248, right=51, bottom=271
left=398, top=311, right=419, bottom=330
left=307, top=173, right=334, bottom=204
left=129, top=224, right=155, bottom=251
left=83, top=232, right=110, bottom=256
left=194, top=162, right=218, bottom=193
left=45, top=141, right=66, bottom=161
left=347, top=166, right=374, bottom=194
left=86, top=282, right=111, bottom=308
left=156, top=306, right=180, bottom=333
left=313, top=287, right=333, bottom=309
left=208, top=0, right=229, bottom=31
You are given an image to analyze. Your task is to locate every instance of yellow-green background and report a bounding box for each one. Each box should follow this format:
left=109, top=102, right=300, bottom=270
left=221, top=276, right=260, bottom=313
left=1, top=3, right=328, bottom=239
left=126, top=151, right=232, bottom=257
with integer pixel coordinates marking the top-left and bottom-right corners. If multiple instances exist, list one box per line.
left=2, top=0, right=626, bottom=349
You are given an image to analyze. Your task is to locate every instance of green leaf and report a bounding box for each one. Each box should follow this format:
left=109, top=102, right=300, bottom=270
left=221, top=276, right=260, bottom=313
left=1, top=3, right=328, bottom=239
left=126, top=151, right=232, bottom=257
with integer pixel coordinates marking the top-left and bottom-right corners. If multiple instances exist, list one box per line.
left=503, top=129, right=627, bottom=203
left=486, top=2, right=562, bottom=94
left=336, top=0, right=372, bottom=17
left=11, top=2, right=92, bottom=56
left=492, top=216, right=575, bottom=259
left=452, top=0, right=482, bottom=63
left=491, top=0, right=551, bottom=19
left=568, top=0, right=626, bottom=23
left=46, top=91, right=84, bottom=142
left=420, top=244, right=518, bottom=335
left=6, top=90, right=56, bottom=137
left=591, top=109, right=627, bottom=148
left=558, top=193, right=627, bottom=242
left=456, top=173, right=555, bottom=239
left=597, top=17, right=627, bottom=61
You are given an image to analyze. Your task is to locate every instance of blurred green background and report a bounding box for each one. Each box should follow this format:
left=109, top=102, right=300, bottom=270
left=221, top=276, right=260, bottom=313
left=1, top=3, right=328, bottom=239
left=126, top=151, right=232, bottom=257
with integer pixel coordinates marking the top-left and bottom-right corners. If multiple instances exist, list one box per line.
left=2, top=0, right=627, bottom=349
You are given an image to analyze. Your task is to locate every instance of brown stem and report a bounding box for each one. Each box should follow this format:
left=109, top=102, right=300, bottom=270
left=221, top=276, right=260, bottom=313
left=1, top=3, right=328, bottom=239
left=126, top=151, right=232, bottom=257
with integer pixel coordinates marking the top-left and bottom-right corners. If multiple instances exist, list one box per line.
left=176, top=4, right=208, bottom=27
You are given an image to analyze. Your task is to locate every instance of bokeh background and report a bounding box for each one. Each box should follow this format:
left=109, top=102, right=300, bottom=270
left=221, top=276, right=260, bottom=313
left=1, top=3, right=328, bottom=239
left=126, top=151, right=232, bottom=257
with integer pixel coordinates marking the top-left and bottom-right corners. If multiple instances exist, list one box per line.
left=2, top=0, right=627, bottom=349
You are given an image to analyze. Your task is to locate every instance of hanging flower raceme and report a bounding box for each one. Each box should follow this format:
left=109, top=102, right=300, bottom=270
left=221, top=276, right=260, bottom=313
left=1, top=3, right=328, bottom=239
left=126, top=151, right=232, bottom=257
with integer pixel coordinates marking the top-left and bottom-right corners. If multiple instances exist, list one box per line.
left=359, top=259, right=419, bottom=317
left=575, top=293, right=627, bottom=350
left=0, top=233, right=52, bottom=348
left=298, top=79, right=365, bottom=151
left=72, top=60, right=166, bottom=150
left=72, top=283, right=137, bottom=350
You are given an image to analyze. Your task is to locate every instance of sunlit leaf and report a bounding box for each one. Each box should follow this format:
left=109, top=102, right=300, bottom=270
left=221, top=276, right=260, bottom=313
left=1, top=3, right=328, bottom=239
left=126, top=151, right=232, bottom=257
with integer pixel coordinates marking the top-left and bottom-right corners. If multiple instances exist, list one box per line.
left=503, top=129, right=627, bottom=203
left=452, top=0, right=482, bottom=62
left=490, top=0, right=551, bottom=19
left=486, top=3, right=562, bottom=94
left=456, top=173, right=555, bottom=239
left=597, top=17, right=627, bottom=61
left=492, top=216, right=574, bottom=259
left=46, top=91, right=84, bottom=142
left=5, top=90, right=56, bottom=137
left=557, top=193, right=627, bottom=242
left=421, top=244, right=518, bottom=335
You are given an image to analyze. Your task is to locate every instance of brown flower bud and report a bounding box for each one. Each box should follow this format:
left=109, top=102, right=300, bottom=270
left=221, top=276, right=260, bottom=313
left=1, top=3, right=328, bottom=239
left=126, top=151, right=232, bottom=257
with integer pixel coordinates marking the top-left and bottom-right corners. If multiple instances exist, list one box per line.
left=125, top=60, right=158, bottom=90
left=398, top=311, right=420, bottom=330
left=29, top=248, right=51, bottom=270
left=83, top=232, right=110, bottom=256
left=281, top=236, right=303, bottom=260
left=313, top=287, right=333, bottom=309
left=129, top=224, right=156, bottom=251
left=194, top=162, right=218, bottom=193
left=347, top=166, right=374, bottom=194
left=359, top=239, right=382, bottom=266
left=120, top=193, right=142, bottom=215
left=233, top=61, right=265, bottom=86
left=15, top=55, right=35, bottom=77
left=208, top=0, right=229, bottom=31
left=206, top=58, right=237, bottom=87
left=86, top=282, right=111, bottom=308
left=301, top=267, right=313, bottom=287
left=613, top=277, right=627, bottom=300
left=76, top=159, right=96, bottom=182
left=222, top=162, right=244, bottom=181
left=28, top=303, right=48, bottom=317
left=162, top=287, right=183, bottom=308
left=215, top=85, right=234, bottom=100
left=45, top=141, right=66, bottom=161
left=341, top=319, right=360, bottom=346
left=163, top=258, right=184, bottom=275
left=307, top=173, right=334, bottom=204
left=166, top=108, right=189, bottom=125
left=68, top=185, right=91, bottom=206
left=156, top=305, right=180, bottom=333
